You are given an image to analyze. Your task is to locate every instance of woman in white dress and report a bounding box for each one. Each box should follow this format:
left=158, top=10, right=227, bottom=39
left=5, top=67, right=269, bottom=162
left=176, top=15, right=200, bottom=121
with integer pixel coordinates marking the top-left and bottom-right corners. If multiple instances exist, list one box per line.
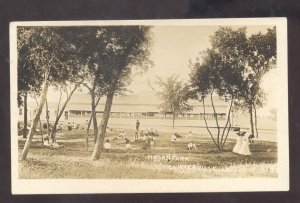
left=239, top=132, right=251, bottom=156
left=233, top=131, right=244, bottom=154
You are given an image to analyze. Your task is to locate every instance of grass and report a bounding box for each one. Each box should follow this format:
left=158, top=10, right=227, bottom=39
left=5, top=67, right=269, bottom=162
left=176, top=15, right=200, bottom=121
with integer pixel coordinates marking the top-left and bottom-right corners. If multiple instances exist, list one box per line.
left=18, top=127, right=278, bottom=179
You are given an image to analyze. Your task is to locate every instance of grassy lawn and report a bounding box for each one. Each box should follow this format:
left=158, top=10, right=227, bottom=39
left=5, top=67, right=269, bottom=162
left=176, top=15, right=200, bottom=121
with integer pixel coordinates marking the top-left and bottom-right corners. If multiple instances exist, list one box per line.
left=18, top=128, right=278, bottom=179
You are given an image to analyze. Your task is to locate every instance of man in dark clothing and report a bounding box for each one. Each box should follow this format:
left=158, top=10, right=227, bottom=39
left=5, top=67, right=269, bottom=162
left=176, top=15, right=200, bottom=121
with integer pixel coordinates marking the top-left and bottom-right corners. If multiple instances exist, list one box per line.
left=136, top=120, right=140, bottom=131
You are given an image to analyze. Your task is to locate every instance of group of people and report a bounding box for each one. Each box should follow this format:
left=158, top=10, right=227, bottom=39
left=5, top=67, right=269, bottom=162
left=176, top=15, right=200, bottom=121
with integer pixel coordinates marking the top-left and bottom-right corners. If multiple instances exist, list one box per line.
left=43, top=136, right=63, bottom=149
left=170, top=132, right=198, bottom=150
left=103, top=120, right=255, bottom=156
left=67, top=122, right=80, bottom=131
left=232, top=129, right=254, bottom=156
left=104, top=120, right=158, bottom=152
left=103, top=137, right=134, bottom=152
left=170, top=131, right=194, bottom=142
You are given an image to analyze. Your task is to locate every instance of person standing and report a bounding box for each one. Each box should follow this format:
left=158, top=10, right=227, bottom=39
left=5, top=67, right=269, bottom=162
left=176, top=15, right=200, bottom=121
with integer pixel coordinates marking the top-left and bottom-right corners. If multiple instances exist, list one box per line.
left=136, top=120, right=140, bottom=131
left=134, top=131, right=138, bottom=140
left=239, top=134, right=251, bottom=156
left=233, top=131, right=245, bottom=154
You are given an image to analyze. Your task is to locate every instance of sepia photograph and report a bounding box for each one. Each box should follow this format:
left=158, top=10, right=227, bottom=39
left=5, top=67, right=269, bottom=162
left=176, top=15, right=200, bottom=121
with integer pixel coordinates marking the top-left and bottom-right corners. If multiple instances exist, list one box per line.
left=10, top=18, right=288, bottom=193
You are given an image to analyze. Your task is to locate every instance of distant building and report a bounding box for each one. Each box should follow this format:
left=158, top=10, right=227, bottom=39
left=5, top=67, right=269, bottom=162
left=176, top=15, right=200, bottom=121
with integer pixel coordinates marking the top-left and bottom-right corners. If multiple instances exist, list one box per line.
left=18, top=90, right=229, bottom=122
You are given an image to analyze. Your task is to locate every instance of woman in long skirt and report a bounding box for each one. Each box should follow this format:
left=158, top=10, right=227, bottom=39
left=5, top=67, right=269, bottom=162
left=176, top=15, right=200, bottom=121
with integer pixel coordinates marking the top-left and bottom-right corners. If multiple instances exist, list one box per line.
left=239, top=132, right=251, bottom=156
left=233, top=131, right=244, bottom=154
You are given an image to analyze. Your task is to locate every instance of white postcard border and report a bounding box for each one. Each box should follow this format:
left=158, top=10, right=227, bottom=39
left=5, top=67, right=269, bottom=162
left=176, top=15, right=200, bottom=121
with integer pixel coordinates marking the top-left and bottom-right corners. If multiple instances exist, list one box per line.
left=10, top=18, right=288, bottom=194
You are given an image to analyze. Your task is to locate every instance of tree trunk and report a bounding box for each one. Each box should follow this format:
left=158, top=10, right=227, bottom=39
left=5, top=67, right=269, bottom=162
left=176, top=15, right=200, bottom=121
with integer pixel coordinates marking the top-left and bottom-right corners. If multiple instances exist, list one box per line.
left=86, top=97, right=100, bottom=151
left=51, top=87, right=62, bottom=139
left=249, top=105, right=255, bottom=137
left=50, top=83, right=80, bottom=139
left=35, top=98, right=44, bottom=145
left=21, top=81, right=49, bottom=160
left=222, top=121, right=232, bottom=149
left=172, top=112, right=175, bottom=129
left=202, top=97, right=218, bottom=148
left=86, top=115, right=92, bottom=151
left=37, top=120, right=43, bottom=145
left=90, top=93, right=99, bottom=143
left=46, top=99, right=50, bottom=137
left=210, top=92, right=220, bottom=150
left=220, top=96, right=234, bottom=149
left=254, top=104, right=259, bottom=138
left=91, top=91, right=114, bottom=160
left=23, top=92, right=28, bottom=138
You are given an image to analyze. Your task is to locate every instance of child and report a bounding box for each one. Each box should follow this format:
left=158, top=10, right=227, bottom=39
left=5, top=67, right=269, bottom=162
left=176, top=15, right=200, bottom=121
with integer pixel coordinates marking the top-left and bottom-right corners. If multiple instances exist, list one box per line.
left=148, top=136, right=156, bottom=148
left=125, top=138, right=132, bottom=150
left=248, top=134, right=255, bottom=144
left=43, top=137, right=51, bottom=147
left=103, top=139, right=111, bottom=152
left=171, top=133, right=181, bottom=141
left=186, top=131, right=192, bottom=138
left=187, top=142, right=197, bottom=150
left=171, top=134, right=178, bottom=141
left=134, top=131, right=138, bottom=140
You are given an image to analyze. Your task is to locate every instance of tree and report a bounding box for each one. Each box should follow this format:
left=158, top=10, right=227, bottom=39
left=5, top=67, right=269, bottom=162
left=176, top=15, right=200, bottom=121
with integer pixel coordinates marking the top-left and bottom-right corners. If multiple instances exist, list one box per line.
left=19, top=27, right=80, bottom=160
left=85, top=96, right=101, bottom=151
left=91, top=26, right=153, bottom=160
left=17, top=28, right=44, bottom=138
left=156, top=74, right=193, bottom=128
left=208, top=26, right=276, bottom=138
left=63, top=27, right=111, bottom=143
left=244, top=27, right=276, bottom=137
left=49, top=82, right=83, bottom=140
left=189, top=48, right=244, bottom=150
left=47, top=28, right=87, bottom=140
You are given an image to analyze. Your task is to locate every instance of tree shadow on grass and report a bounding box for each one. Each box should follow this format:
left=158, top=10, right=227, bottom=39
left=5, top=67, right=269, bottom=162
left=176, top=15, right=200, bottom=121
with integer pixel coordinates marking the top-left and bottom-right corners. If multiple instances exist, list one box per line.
left=19, top=157, right=49, bottom=167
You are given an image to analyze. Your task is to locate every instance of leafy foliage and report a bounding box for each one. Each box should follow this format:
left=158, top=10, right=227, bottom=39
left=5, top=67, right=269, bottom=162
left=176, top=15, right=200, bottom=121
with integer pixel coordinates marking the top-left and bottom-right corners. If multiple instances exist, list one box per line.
left=189, top=26, right=277, bottom=147
left=90, top=26, right=154, bottom=160
left=18, top=27, right=84, bottom=94
left=18, top=26, right=86, bottom=160
left=156, top=74, right=193, bottom=128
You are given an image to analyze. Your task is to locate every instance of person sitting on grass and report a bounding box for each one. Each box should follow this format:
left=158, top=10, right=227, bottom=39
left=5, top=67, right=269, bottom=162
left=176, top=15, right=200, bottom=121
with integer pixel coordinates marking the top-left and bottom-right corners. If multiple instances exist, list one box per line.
left=67, top=123, right=72, bottom=131
left=43, top=136, right=63, bottom=149
left=52, top=139, right=64, bottom=149
left=103, top=139, right=111, bottom=152
left=171, top=133, right=181, bottom=141
left=142, top=138, right=151, bottom=150
left=171, top=134, right=178, bottom=141
left=248, top=133, right=255, bottom=144
left=43, top=136, right=51, bottom=147
left=147, top=135, right=156, bottom=148
left=118, top=129, right=126, bottom=139
left=52, top=141, right=60, bottom=148
left=187, top=142, right=197, bottom=150
left=125, top=138, right=133, bottom=150
left=175, top=133, right=182, bottom=138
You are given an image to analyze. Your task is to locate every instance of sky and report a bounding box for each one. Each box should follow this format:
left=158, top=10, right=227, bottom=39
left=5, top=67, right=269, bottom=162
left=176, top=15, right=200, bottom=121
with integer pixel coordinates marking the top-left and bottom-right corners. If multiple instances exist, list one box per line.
left=44, top=25, right=277, bottom=116
left=127, top=25, right=277, bottom=115
left=128, top=25, right=275, bottom=92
